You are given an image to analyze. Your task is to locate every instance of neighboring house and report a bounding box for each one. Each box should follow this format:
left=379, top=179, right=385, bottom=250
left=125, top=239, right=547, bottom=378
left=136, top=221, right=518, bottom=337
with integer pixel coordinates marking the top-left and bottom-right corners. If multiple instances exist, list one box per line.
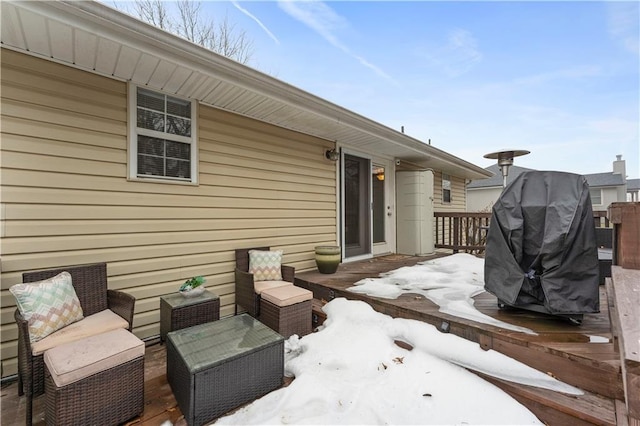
left=627, top=178, right=640, bottom=202
left=465, top=164, right=534, bottom=212
left=0, top=1, right=490, bottom=378
left=466, top=156, right=629, bottom=212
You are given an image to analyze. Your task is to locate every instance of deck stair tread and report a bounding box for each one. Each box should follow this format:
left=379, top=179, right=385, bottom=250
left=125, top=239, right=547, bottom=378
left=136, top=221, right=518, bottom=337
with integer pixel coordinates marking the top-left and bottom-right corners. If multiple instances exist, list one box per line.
left=476, top=372, right=617, bottom=426
left=295, top=253, right=627, bottom=425
left=299, top=273, right=622, bottom=397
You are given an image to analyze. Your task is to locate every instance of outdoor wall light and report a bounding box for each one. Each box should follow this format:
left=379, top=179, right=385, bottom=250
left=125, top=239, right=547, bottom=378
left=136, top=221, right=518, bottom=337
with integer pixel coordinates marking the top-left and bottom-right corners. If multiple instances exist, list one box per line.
left=484, top=149, right=530, bottom=188
left=325, top=148, right=339, bottom=161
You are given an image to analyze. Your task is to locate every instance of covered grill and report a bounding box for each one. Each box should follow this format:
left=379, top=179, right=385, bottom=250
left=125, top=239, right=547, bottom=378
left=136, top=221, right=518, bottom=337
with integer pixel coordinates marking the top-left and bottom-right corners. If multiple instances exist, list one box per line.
left=484, top=171, right=600, bottom=324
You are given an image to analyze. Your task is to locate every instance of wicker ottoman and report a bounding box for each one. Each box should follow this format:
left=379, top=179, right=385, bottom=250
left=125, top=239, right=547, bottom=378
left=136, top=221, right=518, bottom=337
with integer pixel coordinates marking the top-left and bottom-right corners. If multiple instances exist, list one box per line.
left=43, top=328, right=145, bottom=425
left=260, top=285, right=313, bottom=338
left=166, top=315, right=284, bottom=426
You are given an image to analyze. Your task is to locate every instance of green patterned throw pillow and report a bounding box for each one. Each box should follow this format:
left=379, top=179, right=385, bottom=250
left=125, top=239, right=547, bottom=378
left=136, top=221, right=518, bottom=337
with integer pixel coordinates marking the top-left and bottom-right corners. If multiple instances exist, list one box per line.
left=249, top=250, right=283, bottom=281
left=10, top=271, right=84, bottom=343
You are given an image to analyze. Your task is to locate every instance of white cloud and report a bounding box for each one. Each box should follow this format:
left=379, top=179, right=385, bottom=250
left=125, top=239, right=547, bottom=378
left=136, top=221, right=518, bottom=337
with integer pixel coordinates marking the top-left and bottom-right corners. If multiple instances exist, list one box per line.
left=277, top=0, right=397, bottom=84
left=353, top=54, right=396, bottom=82
left=607, top=1, right=640, bottom=55
left=514, top=65, right=603, bottom=86
left=278, top=0, right=347, bottom=47
left=232, top=1, right=280, bottom=45
left=424, top=28, right=483, bottom=77
left=588, top=116, right=639, bottom=140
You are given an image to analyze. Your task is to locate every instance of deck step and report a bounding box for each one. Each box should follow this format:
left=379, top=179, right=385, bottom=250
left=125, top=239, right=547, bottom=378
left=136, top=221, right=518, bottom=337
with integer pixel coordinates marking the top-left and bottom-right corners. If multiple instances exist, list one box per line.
left=312, top=298, right=327, bottom=329
left=310, top=296, right=619, bottom=425
left=477, top=372, right=618, bottom=426
left=299, top=277, right=624, bottom=400
left=607, top=267, right=640, bottom=424
left=486, top=333, right=623, bottom=401
left=296, top=254, right=629, bottom=425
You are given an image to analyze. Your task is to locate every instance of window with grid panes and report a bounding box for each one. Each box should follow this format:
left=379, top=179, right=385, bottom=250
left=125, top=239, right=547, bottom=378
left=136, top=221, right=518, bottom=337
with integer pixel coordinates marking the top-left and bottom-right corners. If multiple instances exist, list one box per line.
left=442, top=173, right=451, bottom=203
left=130, top=86, right=197, bottom=182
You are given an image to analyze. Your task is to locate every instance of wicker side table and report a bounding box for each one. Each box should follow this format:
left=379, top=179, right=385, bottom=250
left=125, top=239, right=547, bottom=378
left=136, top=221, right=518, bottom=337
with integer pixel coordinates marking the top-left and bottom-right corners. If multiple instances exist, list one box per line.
left=160, top=289, right=220, bottom=343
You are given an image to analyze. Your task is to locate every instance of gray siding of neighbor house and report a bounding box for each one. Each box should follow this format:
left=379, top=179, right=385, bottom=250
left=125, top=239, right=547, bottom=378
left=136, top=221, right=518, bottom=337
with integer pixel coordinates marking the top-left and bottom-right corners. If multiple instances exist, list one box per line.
left=0, top=49, right=337, bottom=377
left=466, top=187, right=502, bottom=212
left=467, top=164, right=627, bottom=211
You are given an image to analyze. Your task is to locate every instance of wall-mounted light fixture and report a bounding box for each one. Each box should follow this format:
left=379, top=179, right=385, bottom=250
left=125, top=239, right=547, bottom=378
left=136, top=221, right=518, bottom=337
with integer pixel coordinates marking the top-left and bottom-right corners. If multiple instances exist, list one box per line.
left=325, top=148, right=339, bottom=162
left=373, top=166, right=385, bottom=181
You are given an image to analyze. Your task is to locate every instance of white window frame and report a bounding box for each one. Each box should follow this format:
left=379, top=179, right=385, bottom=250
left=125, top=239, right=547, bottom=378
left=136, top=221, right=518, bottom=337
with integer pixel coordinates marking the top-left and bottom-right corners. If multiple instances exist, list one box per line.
left=442, top=173, right=451, bottom=204
left=128, top=84, right=198, bottom=184
left=589, top=188, right=602, bottom=206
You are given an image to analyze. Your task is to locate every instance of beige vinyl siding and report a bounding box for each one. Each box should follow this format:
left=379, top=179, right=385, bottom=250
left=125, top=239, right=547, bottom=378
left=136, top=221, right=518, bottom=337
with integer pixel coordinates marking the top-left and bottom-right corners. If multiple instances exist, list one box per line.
left=0, top=50, right=337, bottom=377
left=433, top=171, right=466, bottom=212
left=432, top=171, right=466, bottom=247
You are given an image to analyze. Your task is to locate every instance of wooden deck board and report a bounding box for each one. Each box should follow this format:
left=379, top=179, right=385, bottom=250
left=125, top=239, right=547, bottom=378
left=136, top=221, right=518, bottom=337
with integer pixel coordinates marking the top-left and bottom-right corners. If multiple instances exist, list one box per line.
left=609, top=267, right=640, bottom=421
left=297, top=254, right=620, bottom=361
left=295, top=253, right=625, bottom=424
left=478, top=373, right=617, bottom=426
left=0, top=254, right=626, bottom=425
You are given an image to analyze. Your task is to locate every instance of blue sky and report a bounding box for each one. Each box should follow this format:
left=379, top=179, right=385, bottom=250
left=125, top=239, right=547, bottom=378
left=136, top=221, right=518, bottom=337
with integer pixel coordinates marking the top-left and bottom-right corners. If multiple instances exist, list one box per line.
left=117, top=1, right=639, bottom=178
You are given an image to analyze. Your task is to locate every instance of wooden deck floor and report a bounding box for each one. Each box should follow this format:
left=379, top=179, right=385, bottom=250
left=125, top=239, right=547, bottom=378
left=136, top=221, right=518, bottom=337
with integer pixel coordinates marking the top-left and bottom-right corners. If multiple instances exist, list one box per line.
left=295, top=253, right=625, bottom=425
left=0, top=253, right=626, bottom=425
left=1, top=342, right=183, bottom=426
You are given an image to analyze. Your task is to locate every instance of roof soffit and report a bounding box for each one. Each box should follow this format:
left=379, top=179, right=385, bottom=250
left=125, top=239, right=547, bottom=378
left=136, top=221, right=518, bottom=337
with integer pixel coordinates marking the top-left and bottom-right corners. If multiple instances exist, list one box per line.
left=1, top=0, right=491, bottom=180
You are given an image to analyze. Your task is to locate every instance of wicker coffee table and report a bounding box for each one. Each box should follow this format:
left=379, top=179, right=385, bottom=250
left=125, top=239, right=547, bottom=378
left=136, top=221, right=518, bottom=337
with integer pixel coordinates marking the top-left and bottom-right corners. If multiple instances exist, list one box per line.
left=166, top=314, right=284, bottom=426
left=160, top=289, right=220, bottom=343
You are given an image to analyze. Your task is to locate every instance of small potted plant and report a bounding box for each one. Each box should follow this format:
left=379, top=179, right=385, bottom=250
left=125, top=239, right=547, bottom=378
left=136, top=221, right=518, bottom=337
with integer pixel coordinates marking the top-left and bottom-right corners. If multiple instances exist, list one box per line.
left=179, top=276, right=206, bottom=297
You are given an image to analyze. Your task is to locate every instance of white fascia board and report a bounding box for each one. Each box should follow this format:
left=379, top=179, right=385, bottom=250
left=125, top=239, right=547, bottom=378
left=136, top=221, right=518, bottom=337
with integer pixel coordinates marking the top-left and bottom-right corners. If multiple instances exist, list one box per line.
left=12, top=0, right=490, bottom=179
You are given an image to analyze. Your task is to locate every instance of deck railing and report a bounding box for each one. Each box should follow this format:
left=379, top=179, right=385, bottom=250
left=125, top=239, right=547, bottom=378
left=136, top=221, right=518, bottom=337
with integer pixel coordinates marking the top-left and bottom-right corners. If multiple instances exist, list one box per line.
left=434, top=212, right=491, bottom=254
left=434, top=210, right=609, bottom=254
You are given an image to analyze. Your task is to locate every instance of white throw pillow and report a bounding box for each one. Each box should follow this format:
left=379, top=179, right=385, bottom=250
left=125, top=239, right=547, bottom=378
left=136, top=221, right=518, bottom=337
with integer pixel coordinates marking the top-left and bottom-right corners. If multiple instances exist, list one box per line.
left=249, top=250, right=284, bottom=281
left=10, top=272, right=84, bottom=343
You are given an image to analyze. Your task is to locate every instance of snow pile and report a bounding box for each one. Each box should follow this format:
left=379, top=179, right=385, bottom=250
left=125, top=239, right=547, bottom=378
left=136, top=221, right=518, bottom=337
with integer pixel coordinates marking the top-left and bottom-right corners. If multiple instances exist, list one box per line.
left=348, top=253, right=536, bottom=334
left=216, top=298, right=582, bottom=425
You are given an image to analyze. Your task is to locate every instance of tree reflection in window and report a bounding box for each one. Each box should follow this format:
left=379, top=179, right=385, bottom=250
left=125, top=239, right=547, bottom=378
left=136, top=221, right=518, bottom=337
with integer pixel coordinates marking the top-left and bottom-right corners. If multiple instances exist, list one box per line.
left=138, top=136, right=191, bottom=179
left=136, top=87, right=192, bottom=180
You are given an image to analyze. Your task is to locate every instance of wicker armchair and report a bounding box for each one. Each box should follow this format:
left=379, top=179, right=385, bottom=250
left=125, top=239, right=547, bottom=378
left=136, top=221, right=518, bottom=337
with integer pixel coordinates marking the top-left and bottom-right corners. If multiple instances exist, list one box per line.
left=15, top=262, right=135, bottom=426
left=234, top=247, right=295, bottom=317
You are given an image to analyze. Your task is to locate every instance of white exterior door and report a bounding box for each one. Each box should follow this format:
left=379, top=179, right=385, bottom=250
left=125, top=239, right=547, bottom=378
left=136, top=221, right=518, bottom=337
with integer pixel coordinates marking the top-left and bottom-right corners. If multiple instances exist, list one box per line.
left=342, top=153, right=371, bottom=259
left=341, top=151, right=395, bottom=261
left=372, top=159, right=395, bottom=255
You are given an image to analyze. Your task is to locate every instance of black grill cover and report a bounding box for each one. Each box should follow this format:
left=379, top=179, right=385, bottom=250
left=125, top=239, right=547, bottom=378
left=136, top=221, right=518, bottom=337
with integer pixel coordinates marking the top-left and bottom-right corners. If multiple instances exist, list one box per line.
left=484, top=171, right=600, bottom=315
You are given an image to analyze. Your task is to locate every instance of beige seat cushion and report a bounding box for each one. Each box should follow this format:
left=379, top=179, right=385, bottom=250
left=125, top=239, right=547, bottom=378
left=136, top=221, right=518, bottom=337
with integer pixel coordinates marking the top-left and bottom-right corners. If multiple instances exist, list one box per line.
left=261, top=285, right=312, bottom=307
left=254, top=280, right=292, bottom=295
left=32, top=309, right=129, bottom=356
left=44, top=328, right=144, bottom=388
